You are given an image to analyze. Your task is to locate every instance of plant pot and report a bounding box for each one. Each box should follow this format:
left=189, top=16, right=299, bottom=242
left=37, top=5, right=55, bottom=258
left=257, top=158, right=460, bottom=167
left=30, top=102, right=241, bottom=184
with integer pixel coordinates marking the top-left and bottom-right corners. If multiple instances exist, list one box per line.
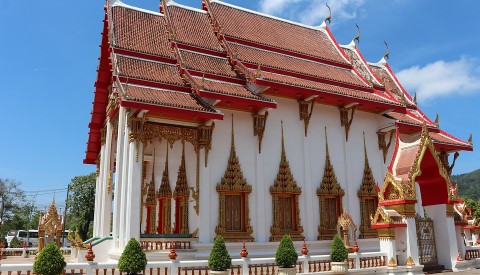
left=210, top=271, right=230, bottom=275
left=277, top=267, right=296, bottom=275
left=331, top=261, right=348, bottom=274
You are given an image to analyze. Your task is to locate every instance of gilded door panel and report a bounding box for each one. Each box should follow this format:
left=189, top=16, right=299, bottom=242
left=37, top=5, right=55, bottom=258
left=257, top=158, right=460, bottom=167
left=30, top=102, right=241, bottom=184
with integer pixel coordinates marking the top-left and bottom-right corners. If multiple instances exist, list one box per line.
left=416, top=215, right=438, bottom=266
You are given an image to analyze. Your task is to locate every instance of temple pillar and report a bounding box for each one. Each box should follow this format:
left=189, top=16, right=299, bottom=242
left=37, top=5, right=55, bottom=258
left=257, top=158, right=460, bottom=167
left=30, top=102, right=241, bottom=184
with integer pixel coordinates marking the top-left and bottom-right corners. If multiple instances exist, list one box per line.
left=255, top=144, right=266, bottom=242
left=93, top=162, right=101, bottom=238
left=125, top=139, right=143, bottom=241
left=404, top=216, right=421, bottom=265
left=119, top=109, right=131, bottom=248
left=112, top=106, right=126, bottom=250
left=100, top=119, right=113, bottom=237
left=424, top=204, right=458, bottom=270
left=198, top=148, right=211, bottom=243
left=380, top=237, right=397, bottom=264
left=455, top=226, right=466, bottom=260
left=464, top=229, right=473, bottom=246
left=94, top=130, right=106, bottom=238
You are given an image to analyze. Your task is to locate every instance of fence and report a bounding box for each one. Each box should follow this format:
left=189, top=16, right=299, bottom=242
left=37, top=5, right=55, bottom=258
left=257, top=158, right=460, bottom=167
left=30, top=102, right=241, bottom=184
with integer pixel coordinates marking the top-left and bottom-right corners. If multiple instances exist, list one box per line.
left=0, top=247, right=71, bottom=257
left=0, top=251, right=388, bottom=275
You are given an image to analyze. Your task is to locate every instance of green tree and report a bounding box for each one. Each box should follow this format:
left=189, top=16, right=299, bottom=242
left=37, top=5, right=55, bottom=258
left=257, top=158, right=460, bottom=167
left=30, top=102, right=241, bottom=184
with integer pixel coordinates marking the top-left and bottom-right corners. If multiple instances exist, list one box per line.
left=118, top=238, right=147, bottom=275
left=330, top=234, right=348, bottom=262
left=0, top=178, right=25, bottom=226
left=275, top=235, right=298, bottom=268
left=66, top=173, right=96, bottom=241
left=33, top=242, right=66, bottom=275
left=208, top=235, right=232, bottom=271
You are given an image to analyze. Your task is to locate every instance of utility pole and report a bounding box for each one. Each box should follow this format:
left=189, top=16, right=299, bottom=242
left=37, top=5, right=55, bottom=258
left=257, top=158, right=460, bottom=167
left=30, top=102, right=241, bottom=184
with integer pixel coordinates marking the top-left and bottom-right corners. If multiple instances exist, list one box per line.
left=61, top=184, right=70, bottom=246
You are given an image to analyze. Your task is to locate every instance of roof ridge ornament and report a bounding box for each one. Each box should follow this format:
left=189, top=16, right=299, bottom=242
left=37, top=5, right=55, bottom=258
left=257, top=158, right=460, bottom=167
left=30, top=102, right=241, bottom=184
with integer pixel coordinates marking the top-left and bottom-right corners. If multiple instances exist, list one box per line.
left=354, top=23, right=360, bottom=45
left=413, top=92, right=417, bottom=105
left=434, top=113, right=439, bottom=127
left=383, top=41, right=390, bottom=60
left=468, top=133, right=473, bottom=146
left=324, top=3, right=332, bottom=24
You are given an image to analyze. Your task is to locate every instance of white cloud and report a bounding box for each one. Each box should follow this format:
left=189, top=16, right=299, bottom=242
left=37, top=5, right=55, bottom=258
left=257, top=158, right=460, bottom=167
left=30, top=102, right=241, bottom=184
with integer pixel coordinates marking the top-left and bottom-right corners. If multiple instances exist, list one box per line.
left=258, top=0, right=364, bottom=26
left=396, top=57, right=480, bottom=101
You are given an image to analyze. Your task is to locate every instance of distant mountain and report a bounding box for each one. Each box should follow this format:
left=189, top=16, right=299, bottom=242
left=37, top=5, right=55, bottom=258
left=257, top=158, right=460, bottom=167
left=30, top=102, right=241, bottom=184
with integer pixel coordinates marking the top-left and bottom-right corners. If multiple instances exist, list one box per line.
left=452, top=169, right=480, bottom=201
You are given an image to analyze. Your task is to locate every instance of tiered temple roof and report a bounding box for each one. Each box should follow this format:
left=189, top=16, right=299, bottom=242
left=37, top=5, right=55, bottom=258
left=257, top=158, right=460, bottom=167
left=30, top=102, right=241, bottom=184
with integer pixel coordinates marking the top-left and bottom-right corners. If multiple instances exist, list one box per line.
left=84, top=0, right=472, bottom=164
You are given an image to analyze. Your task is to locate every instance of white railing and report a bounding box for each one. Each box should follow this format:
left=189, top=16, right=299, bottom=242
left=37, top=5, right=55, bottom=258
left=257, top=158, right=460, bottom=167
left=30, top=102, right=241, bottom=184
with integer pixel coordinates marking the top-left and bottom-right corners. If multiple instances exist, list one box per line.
left=0, top=251, right=388, bottom=275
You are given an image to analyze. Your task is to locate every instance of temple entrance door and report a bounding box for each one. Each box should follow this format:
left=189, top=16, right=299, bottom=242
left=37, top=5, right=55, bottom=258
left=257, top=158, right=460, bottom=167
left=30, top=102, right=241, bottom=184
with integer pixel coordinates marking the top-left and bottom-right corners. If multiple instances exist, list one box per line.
left=225, top=195, right=242, bottom=231
left=415, top=214, right=438, bottom=266
left=278, top=196, right=293, bottom=231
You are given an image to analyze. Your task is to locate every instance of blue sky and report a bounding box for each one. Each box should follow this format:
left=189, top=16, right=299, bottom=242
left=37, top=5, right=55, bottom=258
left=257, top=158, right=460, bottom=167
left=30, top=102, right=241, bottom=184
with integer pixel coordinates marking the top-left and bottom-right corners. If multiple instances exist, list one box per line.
left=1, top=0, right=479, bottom=209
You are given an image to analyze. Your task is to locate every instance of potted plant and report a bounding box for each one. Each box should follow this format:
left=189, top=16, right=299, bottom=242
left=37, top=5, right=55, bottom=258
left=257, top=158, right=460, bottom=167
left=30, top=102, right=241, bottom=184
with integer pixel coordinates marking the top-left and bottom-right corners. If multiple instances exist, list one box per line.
left=275, top=235, right=298, bottom=275
left=118, top=238, right=147, bottom=275
left=33, top=242, right=67, bottom=275
left=10, top=236, right=21, bottom=248
left=208, top=235, right=232, bottom=275
left=330, top=234, right=349, bottom=274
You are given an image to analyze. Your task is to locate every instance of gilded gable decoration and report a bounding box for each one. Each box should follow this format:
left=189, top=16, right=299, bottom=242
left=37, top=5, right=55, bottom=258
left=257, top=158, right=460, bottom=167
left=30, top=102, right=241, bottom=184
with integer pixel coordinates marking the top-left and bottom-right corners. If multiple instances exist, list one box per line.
left=377, top=129, right=395, bottom=163
left=298, top=98, right=315, bottom=137
left=270, top=121, right=303, bottom=241
left=216, top=116, right=254, bottom=242
left=337, top=211, right=358, bottom=252
left=339, top=105, right=356, bottom=142
left=145, top=149, right=158, bottom=234
left=370, top=207, right=406, bottom=239
left=318, top=127, right=344, bottom=240
left=252, top=111, right=268, bottom=153
left=358, top=134, right=378, bottom=239
left=173, top=140, right=190, bottom=234
left=38, top=198, right=64, bottom=251
left=157, top=146, right=172, bottom=234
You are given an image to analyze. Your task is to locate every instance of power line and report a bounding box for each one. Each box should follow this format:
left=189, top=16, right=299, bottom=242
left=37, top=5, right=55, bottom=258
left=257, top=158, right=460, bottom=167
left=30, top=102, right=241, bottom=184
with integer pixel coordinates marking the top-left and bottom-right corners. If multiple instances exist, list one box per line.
left=24, top=188, right=68, bottom=193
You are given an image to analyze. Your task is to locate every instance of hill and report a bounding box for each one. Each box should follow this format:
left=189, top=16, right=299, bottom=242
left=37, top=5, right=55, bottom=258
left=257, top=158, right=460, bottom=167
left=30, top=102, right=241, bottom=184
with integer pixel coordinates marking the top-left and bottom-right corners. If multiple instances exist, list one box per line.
left=452, top=169, right=480, bottom=201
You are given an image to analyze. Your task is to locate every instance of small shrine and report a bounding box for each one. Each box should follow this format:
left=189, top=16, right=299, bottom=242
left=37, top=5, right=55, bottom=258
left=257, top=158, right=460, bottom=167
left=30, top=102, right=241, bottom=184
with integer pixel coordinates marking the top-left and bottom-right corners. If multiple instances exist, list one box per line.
left=38, top=199, right=64, bottom=251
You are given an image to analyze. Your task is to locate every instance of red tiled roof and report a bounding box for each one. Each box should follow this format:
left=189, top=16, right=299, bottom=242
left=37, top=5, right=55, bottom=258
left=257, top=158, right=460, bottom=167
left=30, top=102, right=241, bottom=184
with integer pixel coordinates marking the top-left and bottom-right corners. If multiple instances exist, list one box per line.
left=229, top=43, right=367, bottom=88
left=120, top=84, right=214, bottom=112
left=395, top=146, right=418, bottom=177
left=196, top=77, right=272, bottom=102
left=115, top=55, right=184, bottom=86
left=209, top=2, right=348, bottom=65
left=429, top=132, right=470, bottom=147
left=180, top=50, right=238, bottom=78
left=343, top=47, right=383, bottom=87
left=166, top=5, right=223, bottom=52
left=259, top=71, right=399, bottom=105
left=387, top=112, right=423, bottom=126
left=111, top=6, right=173, bottom=58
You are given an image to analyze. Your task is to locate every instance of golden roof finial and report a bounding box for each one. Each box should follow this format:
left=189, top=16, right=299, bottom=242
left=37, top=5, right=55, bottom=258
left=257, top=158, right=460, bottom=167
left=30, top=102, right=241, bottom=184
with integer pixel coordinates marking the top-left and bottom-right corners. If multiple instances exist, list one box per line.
left=468, top=133, right=473, bottom=146
left=354, top=23, right=360, bottom=45
left=324, top=3, right=332, bottom=24
left=434, top=113, right=439, bottom=127
left=413, top=92, right=417, bottom=105
left=383, top=41, right=390, bottom=60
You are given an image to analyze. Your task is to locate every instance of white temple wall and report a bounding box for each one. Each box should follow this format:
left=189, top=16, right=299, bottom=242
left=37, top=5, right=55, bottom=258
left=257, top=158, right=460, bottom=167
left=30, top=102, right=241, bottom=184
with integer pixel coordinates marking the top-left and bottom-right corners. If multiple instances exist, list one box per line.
left=199, top=97, right=395, bottom=242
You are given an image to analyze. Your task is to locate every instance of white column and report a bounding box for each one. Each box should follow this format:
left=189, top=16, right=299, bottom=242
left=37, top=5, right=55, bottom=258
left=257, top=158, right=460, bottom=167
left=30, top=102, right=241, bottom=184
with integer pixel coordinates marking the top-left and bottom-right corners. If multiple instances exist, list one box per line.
left=100, top=119, right=113, bottom=237
left=456, top=226, right=466, bottom=261
left=380, top=238, right=397, bottom=264
left=302, top=135, right=314, bottom=240
left=255, top=147, right=266, bottom=242
left=464, top=229, right=473, bottom=246
left=112, top=106, right=126, bottom=250
left=119, top=110, right=130, bottom=249
left=424, top=204, right=458, bottom=270
left=93, top=171, right=101, bottom=237
left=404, top=216, right=420, bottom=265
left=94, top=143, right=106, bottom=237
left=125, top=140, right=143, bottom=241
left=198, top=148, right=211, bottom=243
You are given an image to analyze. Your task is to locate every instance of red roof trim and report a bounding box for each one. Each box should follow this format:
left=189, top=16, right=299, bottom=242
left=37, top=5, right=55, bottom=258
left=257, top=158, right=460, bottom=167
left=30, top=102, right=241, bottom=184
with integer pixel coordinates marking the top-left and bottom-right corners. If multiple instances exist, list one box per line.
left=175, top=43, right=227, bottom=58
left=112, top=48, right=177, bottom=64
left=371, top=223, right=407, bottom=229
left=198, top=89, right=277, bottom=109
left=116, top=76, right=191, bottom=93
left=188, top=69, right=245, bottom=85
left=224, top=36, right=353, bottom=70
left=120, top=99, right=223, bottom=120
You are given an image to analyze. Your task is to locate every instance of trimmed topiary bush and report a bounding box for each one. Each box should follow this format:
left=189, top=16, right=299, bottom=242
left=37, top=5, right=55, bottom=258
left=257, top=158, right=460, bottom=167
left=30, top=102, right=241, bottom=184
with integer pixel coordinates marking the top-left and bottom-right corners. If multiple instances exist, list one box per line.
left=0, top=237, right=8, bottom=248
left=33, top=242, right=66, bottom=275
left=10, top=236, right=21, bottom=248
left=330, top=234, right=348, bottom=262
left=208, top=235, right=232, bottom=271
left=118, top=238, right=147, bottom=275
left=275, top=235, right=298, bottom=268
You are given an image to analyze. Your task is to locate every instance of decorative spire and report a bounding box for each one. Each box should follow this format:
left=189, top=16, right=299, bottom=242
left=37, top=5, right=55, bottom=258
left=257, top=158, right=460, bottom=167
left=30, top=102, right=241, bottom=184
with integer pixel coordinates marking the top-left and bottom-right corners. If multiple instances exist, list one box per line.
left=217, top=115, right=251, bottom=192
left=383, top=41, right=390, bottom=60
left=324, top=3, right=332, bottom=24
left=158, top=146, right=172, bottom=198
left=358, top=133, right=377, bottom=197
left=146, top=149, right=158, bottom=205
left=270, top=121, right=301, bottom=194
left=434, top=113, right=439, bottom=127
left=413, top=92, right=417, bottom=105
left=173, top=140, right=189, bottom=197
left=468, top=133, right=473, bottom=146
left=317, top=127, right=344, bottom=196
left=354, top=23, right=360, bottom=45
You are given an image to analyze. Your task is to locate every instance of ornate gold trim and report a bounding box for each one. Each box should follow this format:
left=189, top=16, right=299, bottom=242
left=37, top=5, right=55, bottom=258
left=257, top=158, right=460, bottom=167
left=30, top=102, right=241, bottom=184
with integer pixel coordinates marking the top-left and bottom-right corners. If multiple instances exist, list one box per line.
left=100, top=127, right=107, bottom=145
left=358, top=134, right=378, bottom=239
left=270, top=121, right=303, bottom=241
left=388, top=257, right=397, bottom=267
left=173, top=140, right=190, bottom=234
left=298, top=99, right=315, bottom=137
left=378, top=172, right=416, bottom=203
left=337, top=211, right=358, bottom=249
left=318, top=128, right=344, bottom=240
left=198, top=123, right=215, bottom=167
left=216, top=117, right=254, bottom=242
left=377, top=130, right=394, bottom=163
left=252, top=111, right=268, bottom=153
left=157, top=146, right=172, bottom=234
left=339, top=105, right=356, bottom=142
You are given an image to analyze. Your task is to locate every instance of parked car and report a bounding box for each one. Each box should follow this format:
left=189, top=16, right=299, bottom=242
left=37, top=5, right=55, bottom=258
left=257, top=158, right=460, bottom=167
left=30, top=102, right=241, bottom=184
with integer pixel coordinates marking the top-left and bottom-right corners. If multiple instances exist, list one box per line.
left=10, top=230, right=39, bottom=247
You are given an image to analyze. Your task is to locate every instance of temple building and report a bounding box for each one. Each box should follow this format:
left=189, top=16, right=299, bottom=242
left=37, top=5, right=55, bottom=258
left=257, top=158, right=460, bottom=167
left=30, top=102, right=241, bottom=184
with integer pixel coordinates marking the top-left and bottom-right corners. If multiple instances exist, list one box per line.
left=84, top=0, right=475, bottom=270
